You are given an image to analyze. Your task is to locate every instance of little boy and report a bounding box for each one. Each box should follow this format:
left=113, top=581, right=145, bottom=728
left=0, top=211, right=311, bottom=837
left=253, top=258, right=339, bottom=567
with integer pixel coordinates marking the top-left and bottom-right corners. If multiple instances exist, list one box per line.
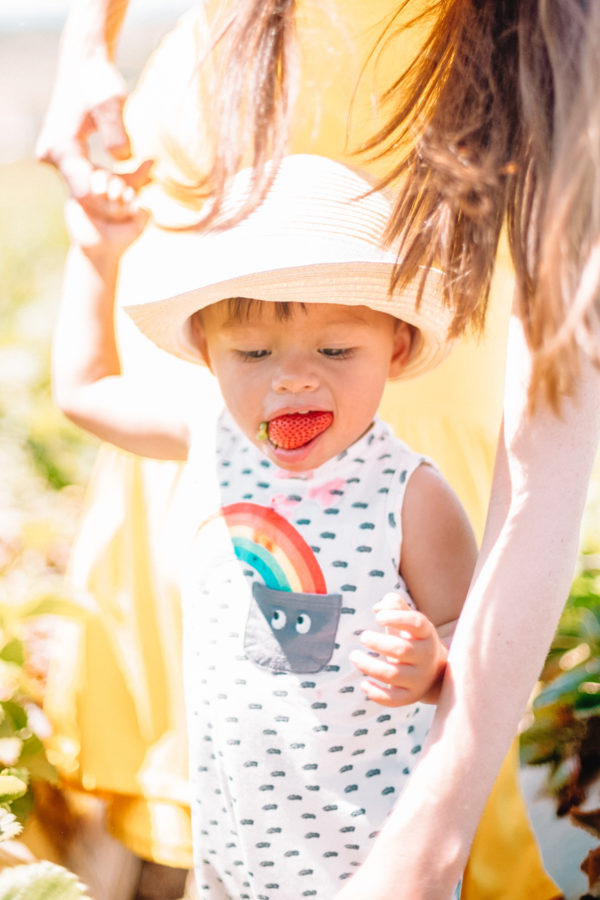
left=53, top=155, right=475, bottom=898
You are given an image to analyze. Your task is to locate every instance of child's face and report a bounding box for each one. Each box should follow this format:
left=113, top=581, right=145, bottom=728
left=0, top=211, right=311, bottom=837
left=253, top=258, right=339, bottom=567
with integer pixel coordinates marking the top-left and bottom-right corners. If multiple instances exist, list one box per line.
left=195, top=300, right=412, bottom=472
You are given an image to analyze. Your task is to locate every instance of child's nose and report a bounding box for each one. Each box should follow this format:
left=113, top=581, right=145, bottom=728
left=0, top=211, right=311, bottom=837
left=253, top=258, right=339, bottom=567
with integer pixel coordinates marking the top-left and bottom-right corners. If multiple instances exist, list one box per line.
left=272, top=355, right=319, bottom=393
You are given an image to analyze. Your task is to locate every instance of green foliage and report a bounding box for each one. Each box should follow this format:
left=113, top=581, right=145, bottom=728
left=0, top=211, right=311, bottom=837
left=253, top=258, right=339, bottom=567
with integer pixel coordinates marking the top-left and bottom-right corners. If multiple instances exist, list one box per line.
left=520, top=551, right=600, bottom=822
left=0, top=160, right=94, bottom=895
left=0, top=592, right=89, bottom=842
left=0, top=808, right=22, bottom=843
left=0, top=595, right=93, bottom=894
left=0, top=596, right=88, bottom=631
left=0, top=161, right=97, bottom=498
left=0, top=860, right=89, bottom=899
left=0, top=773, right=28, bottom=807
left=0, top=633, right=58, bottom=842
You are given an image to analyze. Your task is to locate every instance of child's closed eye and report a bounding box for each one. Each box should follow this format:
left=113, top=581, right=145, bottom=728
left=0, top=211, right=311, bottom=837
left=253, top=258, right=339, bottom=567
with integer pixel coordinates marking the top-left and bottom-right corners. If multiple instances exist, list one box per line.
left=235, top=349, right=271, bottom=361
left=318, top=347, right=355, bottom=359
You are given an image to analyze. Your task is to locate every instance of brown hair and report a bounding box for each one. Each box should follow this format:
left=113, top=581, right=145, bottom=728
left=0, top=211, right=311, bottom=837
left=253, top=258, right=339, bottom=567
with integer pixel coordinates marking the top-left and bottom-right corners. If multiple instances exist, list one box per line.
left=188, top=0, right=600, bottom=408
left=366, top=0, right=600, bottom=408
left=165, top=0, right=298, bottom=230
left=222, top=298, right=306, bottom=322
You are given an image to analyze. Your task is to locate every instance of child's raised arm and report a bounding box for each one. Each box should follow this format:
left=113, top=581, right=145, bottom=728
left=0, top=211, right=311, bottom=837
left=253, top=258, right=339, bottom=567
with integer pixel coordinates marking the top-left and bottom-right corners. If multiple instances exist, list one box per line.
left=53, top=180, right=192, bottom=460
left=351, top=465, right=477, bottom=705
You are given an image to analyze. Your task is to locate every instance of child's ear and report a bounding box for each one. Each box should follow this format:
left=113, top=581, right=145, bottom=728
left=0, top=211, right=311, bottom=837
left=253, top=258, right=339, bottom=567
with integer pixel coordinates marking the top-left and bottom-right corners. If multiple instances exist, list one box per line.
left=388, top=321, right=414, bottom=377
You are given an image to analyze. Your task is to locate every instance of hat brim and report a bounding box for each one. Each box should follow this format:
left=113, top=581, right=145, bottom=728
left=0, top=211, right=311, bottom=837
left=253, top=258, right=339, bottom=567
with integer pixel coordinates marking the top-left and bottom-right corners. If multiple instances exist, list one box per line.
left=125, top=260, right=451, bottom=380
left=121, top=155, right=454, bottom=379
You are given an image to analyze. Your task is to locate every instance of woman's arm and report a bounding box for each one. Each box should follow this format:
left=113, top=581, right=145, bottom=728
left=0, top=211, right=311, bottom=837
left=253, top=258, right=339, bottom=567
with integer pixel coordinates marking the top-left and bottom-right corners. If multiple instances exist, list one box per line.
left=335, top=313, right=600, bottom=899
left=53, top=200, right=191, bottom=460
left=36, top=0, right=141, bottom=218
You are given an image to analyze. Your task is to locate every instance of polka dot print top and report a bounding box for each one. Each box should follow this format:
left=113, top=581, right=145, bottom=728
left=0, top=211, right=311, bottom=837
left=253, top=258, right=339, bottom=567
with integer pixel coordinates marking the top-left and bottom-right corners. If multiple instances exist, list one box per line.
left=181, top=413, right=437, bottom=899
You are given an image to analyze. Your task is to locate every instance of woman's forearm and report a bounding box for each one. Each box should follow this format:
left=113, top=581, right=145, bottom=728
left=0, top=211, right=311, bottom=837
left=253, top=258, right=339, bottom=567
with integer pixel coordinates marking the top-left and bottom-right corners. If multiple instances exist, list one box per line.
left=37, top=0, right=135, bottom=208
left=336, top=318, right=600, bottom=899
left=58, top=0, right=130, bottom=64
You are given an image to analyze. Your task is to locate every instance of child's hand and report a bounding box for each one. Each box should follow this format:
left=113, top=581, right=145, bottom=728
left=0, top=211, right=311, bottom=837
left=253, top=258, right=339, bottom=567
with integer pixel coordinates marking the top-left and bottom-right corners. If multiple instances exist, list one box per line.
left=64, top=161, right=152, bottom=259
left=349, top=591, right=447, bottom=706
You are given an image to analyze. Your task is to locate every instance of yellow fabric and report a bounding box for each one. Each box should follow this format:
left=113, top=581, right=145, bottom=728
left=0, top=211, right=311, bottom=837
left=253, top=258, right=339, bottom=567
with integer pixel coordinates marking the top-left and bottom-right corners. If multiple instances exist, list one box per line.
left=44, top=1, right=558, bottom=894
left=462, top=742, right=561, bottom=900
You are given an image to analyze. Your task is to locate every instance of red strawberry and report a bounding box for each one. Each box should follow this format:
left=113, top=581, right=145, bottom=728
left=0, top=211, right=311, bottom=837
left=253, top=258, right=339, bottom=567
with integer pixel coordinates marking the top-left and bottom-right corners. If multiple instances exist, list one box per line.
left=266, top=411, right=333, bottom=449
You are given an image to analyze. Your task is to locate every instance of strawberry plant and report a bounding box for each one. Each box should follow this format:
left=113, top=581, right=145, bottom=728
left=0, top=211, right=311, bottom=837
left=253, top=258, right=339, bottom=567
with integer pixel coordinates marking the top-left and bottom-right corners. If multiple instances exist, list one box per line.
left=0, top=596, right=90, bottom=899
left=520, top=541, right=600, bottom=898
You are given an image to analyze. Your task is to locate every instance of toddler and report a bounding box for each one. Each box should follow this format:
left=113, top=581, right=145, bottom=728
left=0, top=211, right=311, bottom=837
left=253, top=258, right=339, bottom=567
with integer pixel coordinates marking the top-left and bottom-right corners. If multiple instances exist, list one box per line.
left=53, top=155, right=476, bottom=899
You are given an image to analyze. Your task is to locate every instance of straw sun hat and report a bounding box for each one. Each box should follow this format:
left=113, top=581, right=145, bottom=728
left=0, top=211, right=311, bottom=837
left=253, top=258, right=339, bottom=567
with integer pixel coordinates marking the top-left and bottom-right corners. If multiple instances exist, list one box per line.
left=124, top=154, right=453, bottom=379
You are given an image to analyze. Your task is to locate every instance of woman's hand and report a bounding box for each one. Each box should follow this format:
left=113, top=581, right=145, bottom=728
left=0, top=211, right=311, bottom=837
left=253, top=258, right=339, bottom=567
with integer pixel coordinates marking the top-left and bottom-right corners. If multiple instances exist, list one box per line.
left=64, top=164, right=152, bottom=261
left=36, top=0, right=149, bottom=221
left=349, top=591, right=448, bottom=706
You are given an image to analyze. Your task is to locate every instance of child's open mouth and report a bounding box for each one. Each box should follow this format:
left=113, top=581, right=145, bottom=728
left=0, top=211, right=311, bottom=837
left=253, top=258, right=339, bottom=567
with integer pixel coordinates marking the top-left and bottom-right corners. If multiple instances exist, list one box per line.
left=258, top=411, right=333, bottom=450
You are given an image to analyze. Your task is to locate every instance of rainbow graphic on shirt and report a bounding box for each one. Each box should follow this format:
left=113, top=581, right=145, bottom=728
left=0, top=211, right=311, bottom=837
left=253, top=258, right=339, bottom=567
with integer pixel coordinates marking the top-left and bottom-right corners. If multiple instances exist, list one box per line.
left=221, top=502, right=327, bottom=594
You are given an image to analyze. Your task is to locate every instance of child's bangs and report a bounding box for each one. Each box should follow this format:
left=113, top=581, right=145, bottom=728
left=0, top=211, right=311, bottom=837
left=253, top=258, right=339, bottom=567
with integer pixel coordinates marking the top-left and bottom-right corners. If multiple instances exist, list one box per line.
left=225, top=297, right=308, bottom=322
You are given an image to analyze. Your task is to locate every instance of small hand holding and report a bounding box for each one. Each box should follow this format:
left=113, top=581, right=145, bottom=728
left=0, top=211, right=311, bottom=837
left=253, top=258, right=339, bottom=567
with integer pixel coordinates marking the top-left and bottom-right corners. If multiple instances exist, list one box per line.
left=37, top=50, right=152, bottom=221
left=64, top=166, right=150, bottom=259
left=349, top=591, right=447, bottom=706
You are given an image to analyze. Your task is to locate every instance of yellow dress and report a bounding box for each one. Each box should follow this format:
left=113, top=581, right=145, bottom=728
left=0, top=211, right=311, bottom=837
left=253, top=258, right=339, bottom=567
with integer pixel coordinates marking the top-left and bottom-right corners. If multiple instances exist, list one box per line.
left=44, top=2, right=559, bottom=895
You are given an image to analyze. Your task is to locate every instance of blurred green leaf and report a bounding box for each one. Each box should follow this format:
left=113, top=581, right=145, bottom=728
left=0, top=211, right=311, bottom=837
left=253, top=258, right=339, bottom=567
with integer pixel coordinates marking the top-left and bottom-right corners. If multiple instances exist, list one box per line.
left=0, top=703, right=28, bottom=734
left=0, top=859, right=90, bottom=899
left=0, top=597, right=87, bottom=628
left=520, top=525, right=600, bottom=838
left=17, top=736, right=57, bottom=785
left=546, top=756, right=579, bottom=795
left=0, top=641, right=25, bottom=668
left=8, top=791, right=34, bottom=828
left=534, top=659, right=600, bottom=710
left=24, top=438, right=71, bottom=491
left=0, top=774, right=27, bottom=805
left=573, top=691, right=600, bottom=717
left=0, top=807, right=23, bottom=842
left=18, top=597, right=87, bottom=621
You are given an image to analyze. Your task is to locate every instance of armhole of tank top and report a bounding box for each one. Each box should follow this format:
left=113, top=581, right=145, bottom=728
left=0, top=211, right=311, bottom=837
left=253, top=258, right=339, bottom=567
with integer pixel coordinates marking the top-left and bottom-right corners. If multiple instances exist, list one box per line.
left=385, top=450, right=437, bottom=579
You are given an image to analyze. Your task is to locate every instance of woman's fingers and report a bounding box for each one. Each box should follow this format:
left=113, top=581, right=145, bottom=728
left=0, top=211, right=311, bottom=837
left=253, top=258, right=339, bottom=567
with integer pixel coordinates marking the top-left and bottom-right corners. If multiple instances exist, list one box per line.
left=121, top=158, right=154, bottom=190
left=91, top=94, right=131, bottom=160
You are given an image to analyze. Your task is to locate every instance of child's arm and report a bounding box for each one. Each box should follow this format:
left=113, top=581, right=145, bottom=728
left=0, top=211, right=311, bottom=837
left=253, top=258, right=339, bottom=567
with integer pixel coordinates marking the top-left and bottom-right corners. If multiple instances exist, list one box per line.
left=53, top=189, right=191, bottom=460
left=350, top=465, right=477, bottom=705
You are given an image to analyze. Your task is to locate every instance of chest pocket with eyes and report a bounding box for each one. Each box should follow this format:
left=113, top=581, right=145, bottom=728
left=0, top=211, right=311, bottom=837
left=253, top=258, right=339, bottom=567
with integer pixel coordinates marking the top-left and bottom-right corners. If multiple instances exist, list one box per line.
left=245, top=582, right=342, bottom=674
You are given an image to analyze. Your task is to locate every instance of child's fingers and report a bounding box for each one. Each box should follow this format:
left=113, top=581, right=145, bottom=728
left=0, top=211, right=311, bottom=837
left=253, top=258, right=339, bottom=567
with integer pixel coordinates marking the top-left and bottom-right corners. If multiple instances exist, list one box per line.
left=80, top=160, right=153, bottom=221
left=349, top=647, right=414, bottom=684
left=358, top=679, right=413, bottom=708
left=349, top=649, right=424, bottom=707
left=90, top=168, right=136, bottom=210
left=373, top=590, right=412, bottom=614
left=358, top=629, right=416, bottom=660
left=64, top=195, right=149, bottom=251
left=374, top=609, right=432, bottom=639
